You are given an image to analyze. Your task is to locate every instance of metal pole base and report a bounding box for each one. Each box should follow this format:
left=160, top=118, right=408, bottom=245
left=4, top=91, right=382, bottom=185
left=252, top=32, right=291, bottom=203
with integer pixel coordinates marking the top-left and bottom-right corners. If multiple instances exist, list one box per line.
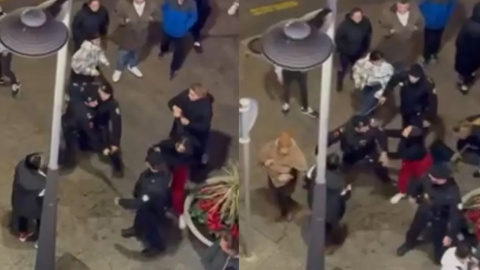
left=34, top=169, right=60, bottom=270
left=305, top=182, right=326, bottom=270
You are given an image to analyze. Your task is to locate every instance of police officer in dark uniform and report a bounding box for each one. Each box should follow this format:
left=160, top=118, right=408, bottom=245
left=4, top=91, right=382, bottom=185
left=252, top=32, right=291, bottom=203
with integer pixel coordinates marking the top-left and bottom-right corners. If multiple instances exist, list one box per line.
left=60, top=84, right=101, bottom=167
left=304, top=152, right=352, bottom=245
left=328, top=114, right=391, bottom=183
left=95, top=84, right=123, bottom=177
left=382, top=63, right=438, bottom=128
left=116, top=150, right=171, bottom=257
left=396, top=163, right=463, bottom=264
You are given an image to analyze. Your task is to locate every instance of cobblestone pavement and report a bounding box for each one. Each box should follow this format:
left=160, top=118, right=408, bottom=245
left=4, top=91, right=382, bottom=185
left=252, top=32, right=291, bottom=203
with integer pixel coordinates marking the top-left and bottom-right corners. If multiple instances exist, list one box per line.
left=240, top=0, right=480, bottom=269
left=0, top=0, right=237, bottom=269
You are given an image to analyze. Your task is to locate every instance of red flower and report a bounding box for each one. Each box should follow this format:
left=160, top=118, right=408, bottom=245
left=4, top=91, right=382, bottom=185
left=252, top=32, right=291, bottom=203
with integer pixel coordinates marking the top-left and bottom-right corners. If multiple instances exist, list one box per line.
left=207, top=209, right=223, bottom=231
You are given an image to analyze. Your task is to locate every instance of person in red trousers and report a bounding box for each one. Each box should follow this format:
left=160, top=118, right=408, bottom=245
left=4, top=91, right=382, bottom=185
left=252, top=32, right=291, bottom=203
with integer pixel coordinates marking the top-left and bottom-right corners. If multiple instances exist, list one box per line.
left=389, top=125, right=433, bottom=204
left=153, top=135, right=195, bottom=229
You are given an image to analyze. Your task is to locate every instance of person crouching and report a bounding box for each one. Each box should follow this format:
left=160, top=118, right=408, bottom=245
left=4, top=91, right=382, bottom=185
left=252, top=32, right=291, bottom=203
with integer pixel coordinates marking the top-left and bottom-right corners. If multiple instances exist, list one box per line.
left=10, top=153, right=46, bottom=245
left=389, top=125, right=433, bottom=204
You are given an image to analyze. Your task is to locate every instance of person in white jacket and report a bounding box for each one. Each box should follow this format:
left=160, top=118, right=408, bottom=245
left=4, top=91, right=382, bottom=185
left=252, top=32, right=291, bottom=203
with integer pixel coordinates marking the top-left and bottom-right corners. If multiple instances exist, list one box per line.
left=71, top=33, right=110, bottom=84
left=352, top=50, right=394, bottom=115
left=441, top=242, right=479, bottom=270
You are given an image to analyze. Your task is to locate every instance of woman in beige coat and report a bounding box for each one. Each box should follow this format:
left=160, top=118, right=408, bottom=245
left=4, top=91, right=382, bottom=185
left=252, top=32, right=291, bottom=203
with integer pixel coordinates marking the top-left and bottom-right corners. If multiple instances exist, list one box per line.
left=378, top=0, right=424, bottom=71
left=258, top=132, right=307, bottom=222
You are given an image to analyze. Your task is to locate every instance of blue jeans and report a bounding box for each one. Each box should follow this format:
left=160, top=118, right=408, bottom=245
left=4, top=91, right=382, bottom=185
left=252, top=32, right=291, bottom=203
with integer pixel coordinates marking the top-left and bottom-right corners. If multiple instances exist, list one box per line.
left=357, top=85, right=380, bottom=115
left=116, top=49, right=139, bottom=71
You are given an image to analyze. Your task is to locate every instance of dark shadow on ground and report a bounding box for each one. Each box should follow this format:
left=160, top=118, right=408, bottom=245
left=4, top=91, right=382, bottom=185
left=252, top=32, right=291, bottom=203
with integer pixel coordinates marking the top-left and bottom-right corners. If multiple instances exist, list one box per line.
left=56, top=252, right=90, bottom=270
left=188, top=232, right=210, bottom=269
left=190, top=130, right=232, bottom=183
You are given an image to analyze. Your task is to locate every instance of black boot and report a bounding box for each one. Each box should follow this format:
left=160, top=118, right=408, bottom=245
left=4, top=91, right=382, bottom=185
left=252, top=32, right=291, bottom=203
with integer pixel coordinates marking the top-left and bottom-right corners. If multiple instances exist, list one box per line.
left=396, top=243, right=413, bottom=256
left=141, top=247, right=163, bottom=258
left=121, top=227, right=136, bottom=238
left=110, top=152, right=124, bottom=178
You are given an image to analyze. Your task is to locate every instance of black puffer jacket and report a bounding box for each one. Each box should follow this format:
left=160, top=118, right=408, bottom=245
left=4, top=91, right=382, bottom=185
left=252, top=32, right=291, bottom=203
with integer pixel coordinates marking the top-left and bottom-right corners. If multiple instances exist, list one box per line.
left=71, top=3, right=109, bottom=45
left=455, top=3, right=480, bottom=75
left=335, top=14, right=372, bottom=57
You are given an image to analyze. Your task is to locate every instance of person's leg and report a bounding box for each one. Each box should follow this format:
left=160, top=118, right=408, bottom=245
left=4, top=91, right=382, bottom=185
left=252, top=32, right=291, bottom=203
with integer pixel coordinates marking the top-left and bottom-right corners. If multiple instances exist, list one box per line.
left=191, top=0, right=211, bottom=51
left=109, top=150, right=124, bottom=178
left=170, top=37, right=186, bottom=79
left=431, top=28, right=445, bottom=59
left=127, top=50, right=143, bottom=78
left=281, top=71, right=293, bottom=114
left=17, top=216, right=32, bottom=241
left=391, top=160, right=412, bottom=204
left=159, top=31, right=172, bottom=57
left=358, top=86, right=378, bottom=115
left=268, top=178, right=290, bottom=220
left=431, top=218, right=448, bottom=264
left=397, top=204, right=432, bottom=256
left=1, top=53, right=20, bottom=97
left=297, top=72, right=318, bottom=118
left=171, top=165, right=189, bottom=216
left=336, top=53, right=350, bottom=92
left=113, top=49, right=128, bottom=82
left=423, top=29, right=434, bottom=64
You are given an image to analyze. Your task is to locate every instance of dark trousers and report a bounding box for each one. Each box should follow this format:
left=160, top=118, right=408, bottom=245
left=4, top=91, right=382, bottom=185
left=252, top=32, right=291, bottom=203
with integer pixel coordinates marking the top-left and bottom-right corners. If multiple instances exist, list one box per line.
left=16, top=216, right=41, bottom=235
left=343, top=151, right=392, bottom=183
left=60, top=125, right=93, bottom=167
left=268, top=172, right=298, bottom=218
left=0, top=53, right=18, bottom=84
left=337, top=53, right=362, bottom=91
left=190, top=0, right=211, bottom=42
left=97, top=126, right=124, bottom=173
left=459, top=72, right=476, bottom=87
left=70, top=70, right=95, bottom=85
left=357, top=85, right=381, bottom=116
left=405, top=204, right=448, bottom=263
left=282, top=70, right=308, bottom=108
left=402, top=113, right=423, bottom=128
left=160, top=31, right=186, bottom=73
left=423, top=28, right=444, bottom=61
left=134, top=208, right=165, bottom=250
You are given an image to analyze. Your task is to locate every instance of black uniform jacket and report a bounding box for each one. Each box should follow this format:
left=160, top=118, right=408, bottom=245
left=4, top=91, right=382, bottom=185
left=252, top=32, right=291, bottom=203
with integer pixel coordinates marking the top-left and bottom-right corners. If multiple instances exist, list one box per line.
left=407, top=174, right=462, bottom=238
left=328, top=121, right=388, bottom=156
left=95, top=98, right=122, bottom=147
left=63, top=100, right=101, bottom=151
left=11, top=159, right=46, bottom=219
left=384, top=72, right=438, bottom=122
left=154, top=139, right=195, bottom=167
left=168, top=90, right=214, bottom=145
left=71, top=3, right=109, bottom=45
left=120, top=169, right=172, bottom=214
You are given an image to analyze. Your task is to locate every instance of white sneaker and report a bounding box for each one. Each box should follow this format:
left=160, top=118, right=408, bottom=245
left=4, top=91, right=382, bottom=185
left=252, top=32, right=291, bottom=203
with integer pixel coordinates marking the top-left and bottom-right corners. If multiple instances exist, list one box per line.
left=228, top=2, right=239, bottom=15
left=179, top=214, right=186, bottom=230
left=390, top=193, right=406, bottom=204
left=112, top=70, right=122, bottom=83
left=127, top=66, right=143, bottom=78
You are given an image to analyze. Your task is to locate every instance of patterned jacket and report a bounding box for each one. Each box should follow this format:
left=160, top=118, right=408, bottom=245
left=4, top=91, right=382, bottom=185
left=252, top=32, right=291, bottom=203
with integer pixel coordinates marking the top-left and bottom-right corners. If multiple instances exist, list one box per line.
left=71, top=40, right=109, bottom=76
left=352, top=54, right=394, bottom=98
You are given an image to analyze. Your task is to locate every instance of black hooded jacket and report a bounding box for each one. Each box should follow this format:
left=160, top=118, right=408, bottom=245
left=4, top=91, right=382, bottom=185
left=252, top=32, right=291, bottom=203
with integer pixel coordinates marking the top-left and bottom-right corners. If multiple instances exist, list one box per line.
left=335, top=14, right=372, bottom=57
left=385, top=68, right=437, bottom=120
left=455, top=3, right=480, bottom=73
left=72, top=3, right=109, bottom=45
left=11, top=159, right=46, bottom=219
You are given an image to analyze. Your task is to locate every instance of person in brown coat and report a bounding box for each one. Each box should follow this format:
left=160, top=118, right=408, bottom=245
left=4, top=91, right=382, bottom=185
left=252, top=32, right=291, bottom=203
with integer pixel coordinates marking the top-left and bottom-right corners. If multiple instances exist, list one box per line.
left=258, top=132, right=307, bottom=222
left=112, top=0, right=158, bottom=83
left=378, top=0, right=424, bottom=71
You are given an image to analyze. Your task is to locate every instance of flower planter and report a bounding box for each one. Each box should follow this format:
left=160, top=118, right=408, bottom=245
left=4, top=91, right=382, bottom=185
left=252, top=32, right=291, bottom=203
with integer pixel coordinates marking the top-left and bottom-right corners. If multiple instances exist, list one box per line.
left=462, top=188, right=480, bottom=204
left=184, top=176, right=235, bottom=247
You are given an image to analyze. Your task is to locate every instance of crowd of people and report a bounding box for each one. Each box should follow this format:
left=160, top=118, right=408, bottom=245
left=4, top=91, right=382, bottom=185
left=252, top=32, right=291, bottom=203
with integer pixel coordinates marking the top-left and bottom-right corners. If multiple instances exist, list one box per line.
left=259, top=0, right=480, bottom=269
left=6, top=0, right=239, bottom=269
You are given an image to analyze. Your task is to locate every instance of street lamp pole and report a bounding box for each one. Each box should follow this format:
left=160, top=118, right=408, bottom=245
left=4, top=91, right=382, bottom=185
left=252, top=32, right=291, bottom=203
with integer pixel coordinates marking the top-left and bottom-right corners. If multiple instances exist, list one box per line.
left=34, top=0, right=72, bottom=269
left=239, top=98, right=258, bottom=258
left=306, top=1, right=336, bottom=270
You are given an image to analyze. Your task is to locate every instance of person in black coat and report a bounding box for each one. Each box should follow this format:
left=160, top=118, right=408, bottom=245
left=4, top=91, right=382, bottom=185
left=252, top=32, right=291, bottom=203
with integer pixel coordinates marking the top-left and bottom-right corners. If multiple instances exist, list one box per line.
left=455, top=2, right=480, bottom=94
left=382, top=64, right=438, bottom=128
left=304, top=152, right=352, bottom=245
left=335, top=7, right=372, bottom=92
left=116, top=150, right=171, bottom=258
left=10, top=153, right=46, bottom=243
left=60, top=84, right=101, bottom=167
left=95, top=83, right=124, bottom=177
left=71, top=0, right=110, bottom=51
left=168, top=83, right=213, bottom=164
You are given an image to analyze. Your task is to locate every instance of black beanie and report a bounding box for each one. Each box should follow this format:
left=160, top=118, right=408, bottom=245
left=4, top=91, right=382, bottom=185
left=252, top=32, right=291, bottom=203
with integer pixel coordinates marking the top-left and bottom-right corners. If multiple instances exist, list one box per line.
left=408, top=64, right=424, bottom=78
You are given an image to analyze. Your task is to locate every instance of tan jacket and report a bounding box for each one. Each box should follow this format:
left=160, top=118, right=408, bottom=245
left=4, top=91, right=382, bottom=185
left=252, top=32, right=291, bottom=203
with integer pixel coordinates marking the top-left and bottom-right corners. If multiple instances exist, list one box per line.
left=258, top=139, right=307, bottom=187
left=379, top=3, right=423, bottom=41
left=114, top=0, right=159, bottom=50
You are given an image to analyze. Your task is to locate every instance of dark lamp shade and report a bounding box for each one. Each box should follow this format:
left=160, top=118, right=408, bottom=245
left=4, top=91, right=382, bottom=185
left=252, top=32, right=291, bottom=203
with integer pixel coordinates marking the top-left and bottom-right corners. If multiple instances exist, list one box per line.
left=0, top=7, right=69, bottom=58
left=261, top=21, right=334, bottom=71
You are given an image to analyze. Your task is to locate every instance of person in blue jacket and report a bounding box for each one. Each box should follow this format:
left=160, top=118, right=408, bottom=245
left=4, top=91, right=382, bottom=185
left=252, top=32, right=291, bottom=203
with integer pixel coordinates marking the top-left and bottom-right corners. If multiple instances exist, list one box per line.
left=419, top=0, right=455, bottom=65
left=159, top=0, right=198, bottom=80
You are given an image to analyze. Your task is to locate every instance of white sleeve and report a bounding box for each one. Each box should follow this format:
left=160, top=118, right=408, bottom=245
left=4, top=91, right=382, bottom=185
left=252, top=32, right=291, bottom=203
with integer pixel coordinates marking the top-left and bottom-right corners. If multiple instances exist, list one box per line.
left=274, top=65, right=283, bottom=82
left=38, top=189, right=45, bottom=197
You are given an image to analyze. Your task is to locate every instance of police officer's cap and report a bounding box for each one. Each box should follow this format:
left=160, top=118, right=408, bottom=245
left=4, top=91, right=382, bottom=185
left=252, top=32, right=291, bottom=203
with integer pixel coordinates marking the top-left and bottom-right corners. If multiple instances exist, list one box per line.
left=429, top=163, right=451, bottom=179
left=82, top=83, right=100, bottom=103
left=351, top=115, right=370, bottom=128
left=145, top=150, right=165, bottom=169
